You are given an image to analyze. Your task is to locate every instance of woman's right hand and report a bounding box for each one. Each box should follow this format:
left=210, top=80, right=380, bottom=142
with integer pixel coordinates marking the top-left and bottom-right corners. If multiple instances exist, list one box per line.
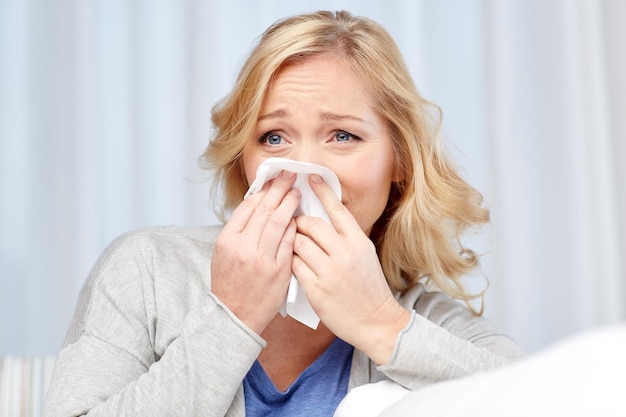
left=210, top=170, right=301, bottom=335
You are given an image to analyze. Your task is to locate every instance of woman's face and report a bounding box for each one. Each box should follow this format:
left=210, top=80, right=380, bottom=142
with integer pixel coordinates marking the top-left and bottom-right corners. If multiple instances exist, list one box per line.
left=242, top=54, right=397, bottom=235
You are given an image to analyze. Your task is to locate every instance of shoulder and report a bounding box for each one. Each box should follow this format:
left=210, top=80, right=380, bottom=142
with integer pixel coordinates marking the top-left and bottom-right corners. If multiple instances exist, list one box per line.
left=63, top=224, right=224, bottom=346
left=93, top=224, right=222, bottom=266
left=107, top=224, right=224, bottom=251
left=86, top=224, right=225, bottom=294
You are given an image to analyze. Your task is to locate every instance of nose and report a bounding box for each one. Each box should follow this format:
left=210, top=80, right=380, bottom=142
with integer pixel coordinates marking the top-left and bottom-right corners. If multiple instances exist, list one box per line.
left=288, top=143, right=324, bottom=167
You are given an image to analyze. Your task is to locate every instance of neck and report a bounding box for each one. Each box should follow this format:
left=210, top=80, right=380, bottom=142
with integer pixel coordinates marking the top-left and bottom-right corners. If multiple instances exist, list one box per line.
left=260, top=314, right=336, bottom=349
left=257, top=314, right=337, bottom=391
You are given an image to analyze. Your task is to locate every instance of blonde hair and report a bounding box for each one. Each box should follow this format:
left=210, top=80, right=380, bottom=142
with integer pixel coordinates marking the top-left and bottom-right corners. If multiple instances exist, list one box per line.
left=200, top=10, right=490, bottom=312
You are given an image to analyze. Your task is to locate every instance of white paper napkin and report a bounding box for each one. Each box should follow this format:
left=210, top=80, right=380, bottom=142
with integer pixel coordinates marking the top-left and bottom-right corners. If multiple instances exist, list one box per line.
left=244, top=157, right=341, bottom=329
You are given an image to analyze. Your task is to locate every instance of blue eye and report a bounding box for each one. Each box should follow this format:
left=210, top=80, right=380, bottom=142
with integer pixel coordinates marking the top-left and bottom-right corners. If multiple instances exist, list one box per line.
left=335, top=130, right=361, bottom=142
left=267, top=134, right=282, bottom=145
left=259, top=132, right=283, bottom=145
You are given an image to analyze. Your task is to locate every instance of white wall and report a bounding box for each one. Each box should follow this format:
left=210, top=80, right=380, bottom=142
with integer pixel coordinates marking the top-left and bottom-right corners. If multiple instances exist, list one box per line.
left=1, top=0, right=624, bottom=355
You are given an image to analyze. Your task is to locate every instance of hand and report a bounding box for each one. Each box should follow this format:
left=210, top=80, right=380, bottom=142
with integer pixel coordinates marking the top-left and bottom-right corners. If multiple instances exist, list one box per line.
left=211, top=170, right=301, bottom=335
left=292, top=174, right=410, bottom=365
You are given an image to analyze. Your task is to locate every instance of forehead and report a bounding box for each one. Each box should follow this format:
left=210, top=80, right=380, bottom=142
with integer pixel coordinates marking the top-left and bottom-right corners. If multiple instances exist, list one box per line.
left=262, top=54, right=374, bottom=110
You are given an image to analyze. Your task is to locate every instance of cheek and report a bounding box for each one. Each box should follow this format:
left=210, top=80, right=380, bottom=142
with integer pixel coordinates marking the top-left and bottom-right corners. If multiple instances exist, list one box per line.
left=351, top=149, right=394, bottom=218
left=337, top=170, right=393, bottom=223
left=336, top=153, right=395, bottom=199
left=242, top=152, right=262, bottom=186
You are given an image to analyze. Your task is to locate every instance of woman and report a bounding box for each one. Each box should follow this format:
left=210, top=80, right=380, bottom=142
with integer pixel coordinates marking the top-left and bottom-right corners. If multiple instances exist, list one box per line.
left=44, top=10, right=524, bottom=417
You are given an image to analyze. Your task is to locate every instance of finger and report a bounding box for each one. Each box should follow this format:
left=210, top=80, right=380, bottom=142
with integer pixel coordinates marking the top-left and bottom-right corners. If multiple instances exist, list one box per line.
left=276, top=218, right=297, bottom=266
left=294, top=215, right=335, bottom=254
left=292, top=231, right=330, bottom=276
left=291, top=252, right=318, bottom=296
left=244, top=170, right=298, bottom=237
left=257, top=188, right=301, bottom=258
left=223, top=187, right=269, bottom=233
left=308, top=174, right=361, bottom=235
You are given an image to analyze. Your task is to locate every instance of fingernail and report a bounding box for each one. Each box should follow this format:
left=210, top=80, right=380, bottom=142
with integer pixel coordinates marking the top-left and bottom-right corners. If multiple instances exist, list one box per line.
left=282, top=170, right=295, bottom=178
left=310, top=174, right=322, bottom=184
left=290, top=188, right=301, bottom=197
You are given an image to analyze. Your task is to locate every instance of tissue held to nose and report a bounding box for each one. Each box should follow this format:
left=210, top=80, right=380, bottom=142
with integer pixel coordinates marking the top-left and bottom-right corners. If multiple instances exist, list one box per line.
left=245, top=157, right=342, bottom=329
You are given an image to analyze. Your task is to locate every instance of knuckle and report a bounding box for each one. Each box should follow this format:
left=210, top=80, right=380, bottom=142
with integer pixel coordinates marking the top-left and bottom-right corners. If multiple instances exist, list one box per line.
left=255, top=200, right=275, bottom=216
left=251, top=256, right=266, bottom=271
left=358, top=237, right=376, bottom=253
left=294, top=234, right=308, bottom=252
left=239, top=197, right=256, bottom=211
left=280, top=234, right=296, bottom=249
left=329, top=201, right=347, bottom=215
left=267, top=214, right=287, bottom=231
left=310, top=217, right=327, bottom=229
left=213, top=233, right=229, bottom=253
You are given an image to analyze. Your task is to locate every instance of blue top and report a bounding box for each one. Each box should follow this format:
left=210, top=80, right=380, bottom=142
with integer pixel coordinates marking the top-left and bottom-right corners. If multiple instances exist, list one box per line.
left=243, top=337, right=354, bottom=416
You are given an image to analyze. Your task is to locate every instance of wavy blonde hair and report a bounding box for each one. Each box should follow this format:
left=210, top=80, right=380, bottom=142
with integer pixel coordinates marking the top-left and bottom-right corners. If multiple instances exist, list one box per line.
left=200, top=10, right=489, bottom=312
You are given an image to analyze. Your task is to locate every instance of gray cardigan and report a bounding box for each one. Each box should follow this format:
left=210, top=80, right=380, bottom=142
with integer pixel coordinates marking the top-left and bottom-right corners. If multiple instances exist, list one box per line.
left=43, top=225, right=524, bottom=417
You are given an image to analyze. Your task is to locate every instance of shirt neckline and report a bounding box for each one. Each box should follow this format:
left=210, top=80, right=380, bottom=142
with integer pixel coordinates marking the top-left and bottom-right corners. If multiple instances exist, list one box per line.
left=246, top=337, right=351, bottom=400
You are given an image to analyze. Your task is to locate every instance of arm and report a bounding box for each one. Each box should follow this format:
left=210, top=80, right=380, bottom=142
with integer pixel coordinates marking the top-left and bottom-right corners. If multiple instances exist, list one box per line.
left=293, top=174, right=524, bottom=390
left=379, top=287, right=525, bottom=389
left=46, top=168, right=302, bottom=416
left=44, top=231, right=263, bottom=417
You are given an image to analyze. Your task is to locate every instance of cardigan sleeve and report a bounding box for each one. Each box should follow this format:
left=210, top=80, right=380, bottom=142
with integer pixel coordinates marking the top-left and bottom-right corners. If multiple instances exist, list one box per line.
left=377, top=285, right=525, bottom=390
left=43, top=228, right=261, bottom=417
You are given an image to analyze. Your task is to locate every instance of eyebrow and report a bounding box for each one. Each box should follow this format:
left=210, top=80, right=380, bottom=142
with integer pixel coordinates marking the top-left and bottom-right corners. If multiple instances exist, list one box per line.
left=258, top=109, right=288, bottom=121
left=319, top=111, right=365, bottom=122
left=257, top=109, right=365, bottom=122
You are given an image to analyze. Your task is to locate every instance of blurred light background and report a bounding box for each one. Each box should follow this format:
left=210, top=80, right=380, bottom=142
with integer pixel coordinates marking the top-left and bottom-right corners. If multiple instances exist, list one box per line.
left=1, top=0, right=624, bottom=356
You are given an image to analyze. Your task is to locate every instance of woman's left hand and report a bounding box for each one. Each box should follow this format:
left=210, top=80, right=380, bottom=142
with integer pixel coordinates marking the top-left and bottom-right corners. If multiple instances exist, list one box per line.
left=292, top=174, right=411, bottom=365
